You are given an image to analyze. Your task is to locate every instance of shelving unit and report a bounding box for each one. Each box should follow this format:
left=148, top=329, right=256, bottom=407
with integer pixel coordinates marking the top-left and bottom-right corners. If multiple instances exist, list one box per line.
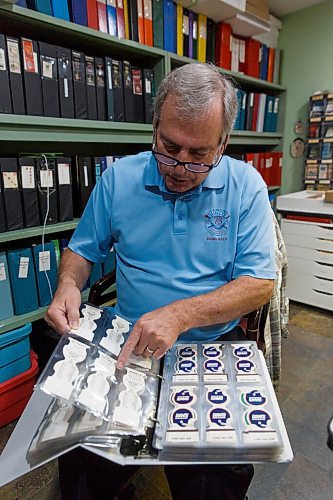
left=0, top=2, right=287, bottom=335
left=0, top=220, right=79, bottom=244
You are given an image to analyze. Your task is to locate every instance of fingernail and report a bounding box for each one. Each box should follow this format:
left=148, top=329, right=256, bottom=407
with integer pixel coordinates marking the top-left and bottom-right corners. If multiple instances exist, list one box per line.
left=70, top=321, right=79, bottom=329
left=117, top=362, right=124, bottom=370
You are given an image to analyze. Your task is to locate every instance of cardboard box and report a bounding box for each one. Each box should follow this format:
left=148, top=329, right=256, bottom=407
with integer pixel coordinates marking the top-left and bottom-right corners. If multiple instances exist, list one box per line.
left=246, top=0, right=269, bottom=21
left=325, top=190, right=333, bottom=203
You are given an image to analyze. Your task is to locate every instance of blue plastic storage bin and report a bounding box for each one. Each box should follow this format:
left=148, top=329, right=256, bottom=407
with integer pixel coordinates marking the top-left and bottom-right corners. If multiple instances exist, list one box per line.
left=0, top=323, right=32, bottom=383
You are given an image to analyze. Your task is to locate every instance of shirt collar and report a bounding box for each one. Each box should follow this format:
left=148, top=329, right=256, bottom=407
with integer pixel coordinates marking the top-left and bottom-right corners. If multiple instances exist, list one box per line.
left=143, top=153, right=227, bottom=194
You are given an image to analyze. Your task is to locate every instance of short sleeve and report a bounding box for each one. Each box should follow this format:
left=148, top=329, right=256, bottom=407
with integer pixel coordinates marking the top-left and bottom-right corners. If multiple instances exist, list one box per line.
left=232, top=187, right=276, bottom=280
left=68, top=172, right=114, bottom=263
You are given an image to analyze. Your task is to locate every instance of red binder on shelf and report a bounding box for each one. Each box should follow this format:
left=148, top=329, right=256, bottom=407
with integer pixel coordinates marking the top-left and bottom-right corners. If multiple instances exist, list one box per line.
left=245, top=38, right=260, bottom=78
left=215, top=22, right=231, bottom=70
left=137, top=0, right=145, bottom=44
left=97, top=0, right=108, bottom=32
left=116, top=0, right=126, bottom=38
left=143, top=0, right=153, bottom=46
left=87, top=0, right=99, bottom=29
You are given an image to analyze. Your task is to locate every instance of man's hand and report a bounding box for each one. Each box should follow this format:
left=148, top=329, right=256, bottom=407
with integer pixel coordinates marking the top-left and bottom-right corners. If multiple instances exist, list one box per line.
left=117, top=304, right=186, bottom=370
left=45, top=284, right=82, bottom=335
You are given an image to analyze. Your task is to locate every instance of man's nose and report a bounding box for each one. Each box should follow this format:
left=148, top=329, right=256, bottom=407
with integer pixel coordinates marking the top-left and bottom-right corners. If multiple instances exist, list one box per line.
left=173, top=162, right=187, bottom=174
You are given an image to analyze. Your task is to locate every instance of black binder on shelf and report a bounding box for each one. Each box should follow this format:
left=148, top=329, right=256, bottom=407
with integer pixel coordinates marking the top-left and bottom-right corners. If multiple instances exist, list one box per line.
left=39, top=42, right=60, bottom=118
left=72, top=50, right=88, bottom=119
left=0, top=34, right=13, bottom=114
left=143, top=67, right=154, bottom=123
left=57, top=46, right=75, bottom=119
left=123, top=60, right=134, bottom=122
left=0, top=173, right=7, bottom=233
left=245, top=92, right=255, bottom=131
left=56, top=157, right=73, bottom=222
left=18, top=157, right=41, bottom=228
left=72, top=156, right=94, bottom=217
left=131, top=66, right=144, bottom=123
left=6, top=36, right=25, bottom=115
left=36, top=158, right=58, bottom=224
left=128, top=0, right=139, bottom=42
left=95, top=57, right=106, bottom=121
left=85, top=55, right=97, bottom=120
left=182, top=8, right=189, bottom=58
left=206, top=17, right=216, bottom=64
left=21, top=37, right=43, bottom=116
left=111, top=59, right=125, bottom=121
left=0, top=157, right=24, bottom=231
left=105, top=57, right=115, bottom=121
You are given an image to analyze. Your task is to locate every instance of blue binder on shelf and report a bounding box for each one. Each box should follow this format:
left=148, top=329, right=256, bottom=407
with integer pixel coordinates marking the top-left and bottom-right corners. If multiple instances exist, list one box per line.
left=107, top=0, right=117, bottom=36
left=69, top=0, right=88, bottom=26
left=0, top=252, right=14, bottom=321
left=32, top=242, right=58, bottom=307
left=163, top=0, right=176, bottom=53
left=7, top=247, right=39, bottom=316
left=26, top=0, right=53, bottom=15
left=51, top=0, right=70, bottom=20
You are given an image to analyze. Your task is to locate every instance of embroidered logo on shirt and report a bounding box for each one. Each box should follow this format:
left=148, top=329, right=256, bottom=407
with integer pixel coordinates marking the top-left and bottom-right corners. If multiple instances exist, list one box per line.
left=205, top=209, right=230, bottom=237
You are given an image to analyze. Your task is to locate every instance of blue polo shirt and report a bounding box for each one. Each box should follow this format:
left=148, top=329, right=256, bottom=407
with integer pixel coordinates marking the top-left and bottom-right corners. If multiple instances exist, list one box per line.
left=69, top=152, right=276, bottom=341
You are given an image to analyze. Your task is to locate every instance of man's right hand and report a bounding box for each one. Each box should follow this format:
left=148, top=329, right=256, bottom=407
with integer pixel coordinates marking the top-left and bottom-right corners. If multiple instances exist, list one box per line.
left=45, top=284, right=82, bottom=335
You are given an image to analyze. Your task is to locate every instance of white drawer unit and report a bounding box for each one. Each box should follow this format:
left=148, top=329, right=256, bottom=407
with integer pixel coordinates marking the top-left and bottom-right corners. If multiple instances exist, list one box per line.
left=287, top=256, right=333, bottom=280
left=281, top=218, right=333, bottom=310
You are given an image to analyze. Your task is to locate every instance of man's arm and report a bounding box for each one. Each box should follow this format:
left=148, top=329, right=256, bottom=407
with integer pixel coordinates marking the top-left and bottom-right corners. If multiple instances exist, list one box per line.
left=117, top=275, right=274, bottom=369
left=45, top=248, right=92, bottom=334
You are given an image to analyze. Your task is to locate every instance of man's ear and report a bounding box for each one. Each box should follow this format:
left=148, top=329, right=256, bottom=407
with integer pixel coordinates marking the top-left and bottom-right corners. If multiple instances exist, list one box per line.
left=221, top=135, right=230, bottom=154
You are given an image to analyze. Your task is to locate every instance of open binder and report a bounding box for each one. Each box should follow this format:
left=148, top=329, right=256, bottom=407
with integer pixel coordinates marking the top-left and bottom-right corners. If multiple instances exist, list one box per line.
left=0, top=304, right=293, bottom=487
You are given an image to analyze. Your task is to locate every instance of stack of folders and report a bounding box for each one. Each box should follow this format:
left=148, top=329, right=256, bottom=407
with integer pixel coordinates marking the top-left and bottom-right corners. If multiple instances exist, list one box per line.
left=0, top=33, right=155, bottom=123
left=234, top=89, right=279, bottom=133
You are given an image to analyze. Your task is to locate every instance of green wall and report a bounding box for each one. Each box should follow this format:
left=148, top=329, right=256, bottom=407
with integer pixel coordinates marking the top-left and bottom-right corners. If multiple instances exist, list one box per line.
left=279, top=0, right=333, bottom=194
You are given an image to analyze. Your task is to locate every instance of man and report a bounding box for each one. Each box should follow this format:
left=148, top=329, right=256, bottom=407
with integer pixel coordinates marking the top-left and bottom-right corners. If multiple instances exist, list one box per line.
left=46, top=63, right=275, bottom=500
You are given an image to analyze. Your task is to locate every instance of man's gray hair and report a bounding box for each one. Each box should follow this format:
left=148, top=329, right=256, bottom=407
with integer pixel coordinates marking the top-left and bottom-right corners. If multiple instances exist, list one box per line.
left=153, top=63, right=238, bottom=140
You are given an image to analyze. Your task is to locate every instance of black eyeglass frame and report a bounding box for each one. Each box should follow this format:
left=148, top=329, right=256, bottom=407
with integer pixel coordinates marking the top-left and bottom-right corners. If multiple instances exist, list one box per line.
left=152, top=149, right=223, bottom=174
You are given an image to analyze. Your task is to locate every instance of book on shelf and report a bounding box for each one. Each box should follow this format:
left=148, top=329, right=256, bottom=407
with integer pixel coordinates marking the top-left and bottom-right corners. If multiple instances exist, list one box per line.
left=72, top=50, right=88, bottom=119
left=18, top=157, right=41, bottom=228
left=97, top=0, right=108, bottom=33
left=106, top=0, right=117, bottom=36
left=0, top=34, right=13, bottom=114
left=39, top=42, right=60, bottom=118
left=57, top=46, right=75, bottom=119
left=0, top=252, right=14, bottom=321
left=7, top=247, right=39, bottom=315
left=85, top=55, right=98, bottom=120
left=6, top=36, right=25, bottom=115
left=56, top=157, right=73, bottom=223
left=21, top=37, right=43, bottom=116
left=0, top=157, right=24, bottom=231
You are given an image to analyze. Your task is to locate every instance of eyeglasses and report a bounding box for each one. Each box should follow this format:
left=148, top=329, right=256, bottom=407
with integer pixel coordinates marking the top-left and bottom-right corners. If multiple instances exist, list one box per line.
left=152, top=149, right=222, bottom=173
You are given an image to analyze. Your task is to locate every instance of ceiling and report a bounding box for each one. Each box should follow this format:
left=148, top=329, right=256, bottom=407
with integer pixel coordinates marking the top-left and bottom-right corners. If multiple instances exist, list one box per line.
left=268, top=0, right=325, bottom=17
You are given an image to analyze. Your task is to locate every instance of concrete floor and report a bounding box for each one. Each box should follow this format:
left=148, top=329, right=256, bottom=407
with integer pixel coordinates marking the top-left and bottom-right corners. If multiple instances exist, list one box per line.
left=0, top=301, right=332, bottom=500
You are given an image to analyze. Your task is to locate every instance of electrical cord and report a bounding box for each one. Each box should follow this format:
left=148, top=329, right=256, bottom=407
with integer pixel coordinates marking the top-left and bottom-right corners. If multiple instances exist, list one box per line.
left=41, top=153, right=54, bottom=302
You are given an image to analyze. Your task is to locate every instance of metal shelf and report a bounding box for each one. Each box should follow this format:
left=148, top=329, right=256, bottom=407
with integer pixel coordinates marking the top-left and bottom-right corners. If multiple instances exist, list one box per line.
left=0, top=219, right=79, bottom=244
left=0, top=290, right=90, bottom=335
left=0, top=115, right=153, bottom=144
left=229, top=131, right=282, bottom=146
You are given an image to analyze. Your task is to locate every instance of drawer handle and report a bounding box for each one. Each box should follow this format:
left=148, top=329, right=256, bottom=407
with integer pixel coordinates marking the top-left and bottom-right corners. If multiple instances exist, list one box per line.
left=314, top=261, right=333, bottom=268
left=312, top=289, right=333, bottom=296
left=314, top=275, right=333, bottom=282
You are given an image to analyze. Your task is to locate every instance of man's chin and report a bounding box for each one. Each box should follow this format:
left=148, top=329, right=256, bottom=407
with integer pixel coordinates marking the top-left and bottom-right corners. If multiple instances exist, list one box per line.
left=166, top=178, right=193, bottom=193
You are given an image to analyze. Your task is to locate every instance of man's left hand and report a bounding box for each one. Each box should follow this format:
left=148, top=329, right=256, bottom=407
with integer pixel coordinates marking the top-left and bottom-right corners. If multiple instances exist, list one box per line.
left=116, top=304, right=185, bottom=370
